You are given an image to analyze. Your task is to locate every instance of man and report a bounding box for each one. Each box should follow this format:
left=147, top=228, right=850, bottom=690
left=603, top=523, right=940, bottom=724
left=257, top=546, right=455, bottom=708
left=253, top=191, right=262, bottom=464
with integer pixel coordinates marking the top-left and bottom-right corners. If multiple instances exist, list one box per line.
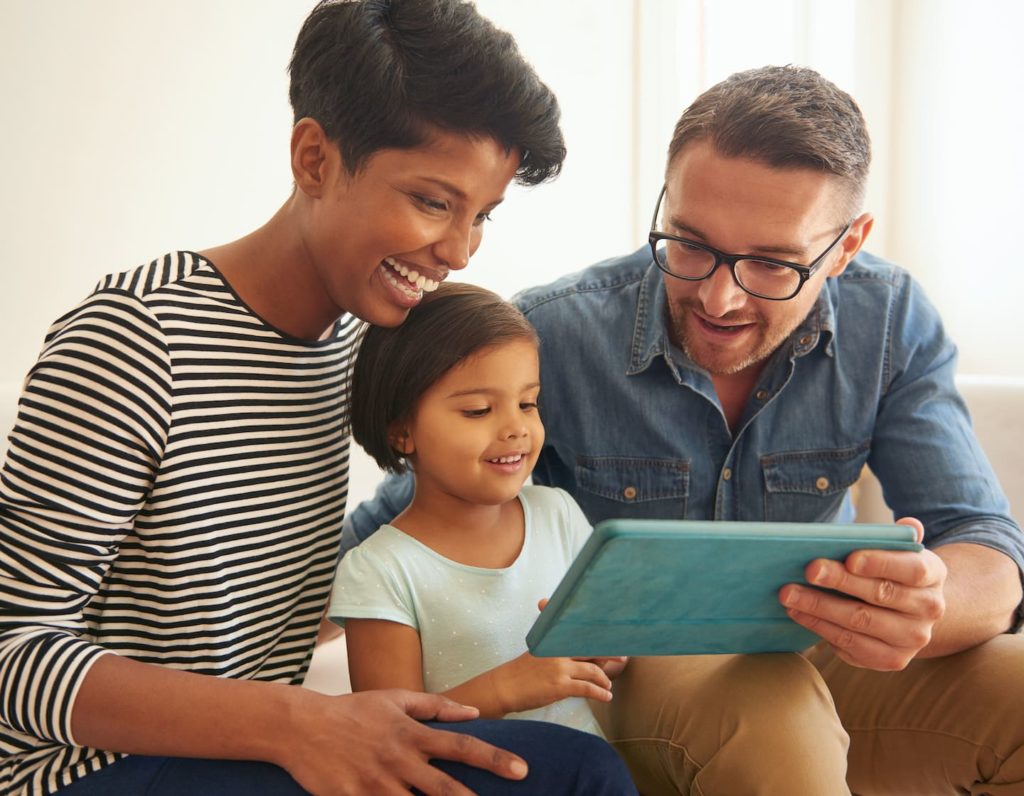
left=346, top=66, right=1024, bottom=794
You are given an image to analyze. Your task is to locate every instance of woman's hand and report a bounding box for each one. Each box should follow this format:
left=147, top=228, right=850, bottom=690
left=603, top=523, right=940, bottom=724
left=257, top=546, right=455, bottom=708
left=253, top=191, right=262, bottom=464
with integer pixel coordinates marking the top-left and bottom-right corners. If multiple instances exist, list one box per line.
left=279, top=687, right=528, bottom=796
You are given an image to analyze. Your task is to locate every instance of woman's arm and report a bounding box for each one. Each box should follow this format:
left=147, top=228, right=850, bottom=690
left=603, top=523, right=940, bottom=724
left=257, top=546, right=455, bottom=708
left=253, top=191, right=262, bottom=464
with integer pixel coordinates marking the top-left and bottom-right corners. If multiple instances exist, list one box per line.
left=72, top=651, right=528, bottom=795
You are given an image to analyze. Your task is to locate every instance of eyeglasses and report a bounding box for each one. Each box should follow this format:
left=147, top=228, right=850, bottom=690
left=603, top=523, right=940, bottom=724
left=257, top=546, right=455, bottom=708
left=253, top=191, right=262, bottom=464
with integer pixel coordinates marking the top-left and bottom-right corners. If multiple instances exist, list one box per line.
left=648, top=185, right=852, bottom=301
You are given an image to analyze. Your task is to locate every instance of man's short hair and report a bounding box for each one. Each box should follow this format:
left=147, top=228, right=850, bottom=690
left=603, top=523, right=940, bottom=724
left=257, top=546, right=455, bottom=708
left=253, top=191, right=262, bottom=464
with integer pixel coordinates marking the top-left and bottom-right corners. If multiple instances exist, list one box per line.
left=289, top=0, right=565, bottom=185
left=667, top=65, right=871, bottom=217
left=350, top=282, right=539, bottom=474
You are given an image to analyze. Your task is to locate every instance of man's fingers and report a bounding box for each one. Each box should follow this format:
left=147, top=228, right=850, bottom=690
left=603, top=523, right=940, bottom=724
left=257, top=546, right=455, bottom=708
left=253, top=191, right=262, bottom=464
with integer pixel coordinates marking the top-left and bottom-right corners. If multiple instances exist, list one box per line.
left=802, top=550, right=946, bottom=616
left=781, top=585, right=935, bottom=649
left=895, top=515, right=925, bottom=544
left=844, top=547, right=944, bottom=590
left=786, top=608, right=918, bottom=670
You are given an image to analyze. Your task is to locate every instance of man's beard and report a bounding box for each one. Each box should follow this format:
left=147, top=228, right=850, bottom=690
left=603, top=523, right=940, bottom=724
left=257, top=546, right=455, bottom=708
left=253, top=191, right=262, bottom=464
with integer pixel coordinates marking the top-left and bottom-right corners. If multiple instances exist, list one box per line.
left=667, top=298, right=798, bottom=376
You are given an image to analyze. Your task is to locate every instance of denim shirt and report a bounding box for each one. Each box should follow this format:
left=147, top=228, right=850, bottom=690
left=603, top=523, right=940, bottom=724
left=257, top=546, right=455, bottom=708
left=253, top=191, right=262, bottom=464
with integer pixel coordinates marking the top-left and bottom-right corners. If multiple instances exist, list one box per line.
left=342, top=248, right=1024, bottom=610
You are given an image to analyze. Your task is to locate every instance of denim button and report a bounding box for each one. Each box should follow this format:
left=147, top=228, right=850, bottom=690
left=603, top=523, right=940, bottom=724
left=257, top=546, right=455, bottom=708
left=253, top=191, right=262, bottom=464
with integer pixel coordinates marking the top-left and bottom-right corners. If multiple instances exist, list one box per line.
left=722, top=468, right=732, bottom=481
left=815, top=476, right=830, bottom=491
left=623, top=486, right=637, bottom=499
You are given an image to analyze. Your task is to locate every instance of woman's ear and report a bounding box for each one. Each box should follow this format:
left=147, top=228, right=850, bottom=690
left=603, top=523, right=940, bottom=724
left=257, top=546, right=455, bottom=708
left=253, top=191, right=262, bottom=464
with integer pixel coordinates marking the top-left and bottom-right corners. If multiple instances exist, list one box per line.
left=291, top=117, right=337, bottom=199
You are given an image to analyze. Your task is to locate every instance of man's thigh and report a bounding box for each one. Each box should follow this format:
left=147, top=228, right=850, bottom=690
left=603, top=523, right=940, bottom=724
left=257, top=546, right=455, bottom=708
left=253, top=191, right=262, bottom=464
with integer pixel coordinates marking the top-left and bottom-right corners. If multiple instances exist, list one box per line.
left=591, top=653, right=849, bottom=796
left=808, top=634, right=1024, bottom=796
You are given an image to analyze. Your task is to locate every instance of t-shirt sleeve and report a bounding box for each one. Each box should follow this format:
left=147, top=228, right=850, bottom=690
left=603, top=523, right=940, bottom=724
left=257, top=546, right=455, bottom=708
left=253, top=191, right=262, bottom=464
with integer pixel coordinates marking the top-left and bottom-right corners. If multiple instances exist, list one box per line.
left=0, top=291, right=172, bottom=745
left=552, top=487, right=594, bottom=557
left=327, top=533, right=419, bottom=630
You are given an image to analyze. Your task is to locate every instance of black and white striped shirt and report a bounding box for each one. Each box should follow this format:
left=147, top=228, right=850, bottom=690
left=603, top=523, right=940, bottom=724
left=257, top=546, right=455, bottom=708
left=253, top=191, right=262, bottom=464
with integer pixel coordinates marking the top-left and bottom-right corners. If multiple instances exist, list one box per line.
left=0, top=252, right=362, bottom=795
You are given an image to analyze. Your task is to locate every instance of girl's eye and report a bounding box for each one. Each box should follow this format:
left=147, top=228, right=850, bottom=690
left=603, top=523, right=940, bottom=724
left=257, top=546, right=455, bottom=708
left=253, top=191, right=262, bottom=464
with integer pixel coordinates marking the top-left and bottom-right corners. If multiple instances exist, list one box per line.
left=519, top=401, right=538, bottom=411
left=462, top=408, right=490, bottom=418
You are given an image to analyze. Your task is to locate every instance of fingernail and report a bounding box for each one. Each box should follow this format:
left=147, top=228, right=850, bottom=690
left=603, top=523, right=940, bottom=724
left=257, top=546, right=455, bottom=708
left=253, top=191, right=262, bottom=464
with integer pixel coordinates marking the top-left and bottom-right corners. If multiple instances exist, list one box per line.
left=782, top=589, right=799, bottom=607
left=510, top=760, right=528, bottom=778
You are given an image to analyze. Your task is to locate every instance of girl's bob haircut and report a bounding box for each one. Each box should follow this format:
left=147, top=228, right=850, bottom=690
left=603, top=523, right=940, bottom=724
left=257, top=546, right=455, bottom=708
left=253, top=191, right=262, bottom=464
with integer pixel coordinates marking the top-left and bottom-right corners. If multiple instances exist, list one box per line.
left=350, top=282, right=538, bottom=473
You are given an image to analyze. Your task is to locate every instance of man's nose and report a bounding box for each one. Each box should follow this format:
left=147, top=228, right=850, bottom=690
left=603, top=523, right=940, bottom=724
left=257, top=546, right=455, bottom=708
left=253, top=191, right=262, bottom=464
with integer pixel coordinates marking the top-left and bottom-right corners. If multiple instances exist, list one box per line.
left=697, top=263, right=748, bottom=317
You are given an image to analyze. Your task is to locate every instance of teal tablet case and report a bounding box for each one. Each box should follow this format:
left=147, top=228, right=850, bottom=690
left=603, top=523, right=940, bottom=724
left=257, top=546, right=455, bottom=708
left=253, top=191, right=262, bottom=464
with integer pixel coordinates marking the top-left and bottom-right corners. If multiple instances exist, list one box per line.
left=526, top=519, right=922, bottom=656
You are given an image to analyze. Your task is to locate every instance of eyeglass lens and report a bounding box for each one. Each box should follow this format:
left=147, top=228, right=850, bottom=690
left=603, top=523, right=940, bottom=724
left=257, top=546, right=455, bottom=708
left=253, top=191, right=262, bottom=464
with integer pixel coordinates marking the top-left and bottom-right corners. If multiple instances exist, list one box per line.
left=651, top=238, right=801, bottom=299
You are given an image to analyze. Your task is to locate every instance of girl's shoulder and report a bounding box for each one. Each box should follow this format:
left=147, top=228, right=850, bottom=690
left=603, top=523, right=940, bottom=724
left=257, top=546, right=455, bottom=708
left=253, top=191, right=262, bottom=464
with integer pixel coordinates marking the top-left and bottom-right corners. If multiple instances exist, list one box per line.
left=519, top=485, right=591, bottom=536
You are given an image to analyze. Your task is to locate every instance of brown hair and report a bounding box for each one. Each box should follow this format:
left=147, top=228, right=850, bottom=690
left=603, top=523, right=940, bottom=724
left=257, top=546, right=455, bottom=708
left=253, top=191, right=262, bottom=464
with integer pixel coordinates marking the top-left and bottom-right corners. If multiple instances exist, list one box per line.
left=667, top=65, right=871, bottom=217
left=350, top=282, right=538, bottom=473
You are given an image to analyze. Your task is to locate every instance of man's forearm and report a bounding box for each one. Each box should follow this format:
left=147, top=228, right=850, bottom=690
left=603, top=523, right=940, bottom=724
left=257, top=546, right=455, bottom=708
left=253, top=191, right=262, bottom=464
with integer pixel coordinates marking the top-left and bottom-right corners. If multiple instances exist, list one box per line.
left=920, top=542, right=1022, bottom=657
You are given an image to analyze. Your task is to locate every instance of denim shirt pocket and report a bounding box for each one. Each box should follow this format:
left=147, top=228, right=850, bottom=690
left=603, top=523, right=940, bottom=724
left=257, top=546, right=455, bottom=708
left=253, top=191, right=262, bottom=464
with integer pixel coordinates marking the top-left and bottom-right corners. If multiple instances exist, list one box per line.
left=574, top=456, right=689, bottom=521
left=760, top=442, right=870, bottom=522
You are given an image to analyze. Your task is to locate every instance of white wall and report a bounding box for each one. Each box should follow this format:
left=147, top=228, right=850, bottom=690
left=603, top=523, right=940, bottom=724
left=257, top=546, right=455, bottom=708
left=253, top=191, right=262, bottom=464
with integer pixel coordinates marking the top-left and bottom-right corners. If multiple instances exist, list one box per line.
left=3, top=1, right=1023, bottom=499
left=0, top=1, right=639, bottom=500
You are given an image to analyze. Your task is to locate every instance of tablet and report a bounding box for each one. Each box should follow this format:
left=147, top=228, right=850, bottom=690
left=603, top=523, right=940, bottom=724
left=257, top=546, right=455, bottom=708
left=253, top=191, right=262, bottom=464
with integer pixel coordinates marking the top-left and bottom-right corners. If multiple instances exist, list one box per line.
left=525, top=519, right=922, bottom=657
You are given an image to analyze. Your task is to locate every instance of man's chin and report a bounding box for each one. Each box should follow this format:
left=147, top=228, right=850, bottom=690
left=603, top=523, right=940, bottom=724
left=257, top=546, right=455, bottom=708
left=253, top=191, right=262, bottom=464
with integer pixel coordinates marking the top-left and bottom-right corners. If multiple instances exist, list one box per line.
left=682, top=336, right=770, bottom=377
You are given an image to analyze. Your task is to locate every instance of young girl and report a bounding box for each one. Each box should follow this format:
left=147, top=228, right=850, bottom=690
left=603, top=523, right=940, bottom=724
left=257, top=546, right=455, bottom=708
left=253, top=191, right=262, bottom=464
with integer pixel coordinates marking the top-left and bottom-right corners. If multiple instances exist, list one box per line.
left=330, top=282, right=628, bottom=736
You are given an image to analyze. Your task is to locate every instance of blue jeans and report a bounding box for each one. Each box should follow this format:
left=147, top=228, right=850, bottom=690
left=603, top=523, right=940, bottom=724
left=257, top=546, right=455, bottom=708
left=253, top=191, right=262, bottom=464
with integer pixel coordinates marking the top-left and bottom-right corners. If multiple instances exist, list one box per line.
left=56, top=719, right=637, bottom=795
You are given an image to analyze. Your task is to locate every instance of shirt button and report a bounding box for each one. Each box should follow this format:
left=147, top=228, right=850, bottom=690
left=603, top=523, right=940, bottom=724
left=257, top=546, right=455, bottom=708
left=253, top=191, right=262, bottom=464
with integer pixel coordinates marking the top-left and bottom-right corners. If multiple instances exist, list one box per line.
left=815, top=476, right=830, bottom=491
left=722, top=468, right=732, bottom=481
left=799, top=335, right=813, bottom=346
left=755, top=389, right=768, bottom=401
left=623, top=486, right=638, bottom=500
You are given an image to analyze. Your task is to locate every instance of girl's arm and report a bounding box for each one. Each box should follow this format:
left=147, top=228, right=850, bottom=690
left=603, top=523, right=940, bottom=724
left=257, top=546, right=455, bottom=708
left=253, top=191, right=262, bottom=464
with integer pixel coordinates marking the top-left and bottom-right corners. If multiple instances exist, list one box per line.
left=345, top=619, right=615, bottom=718
left=345, top=618, right=427, bottom=692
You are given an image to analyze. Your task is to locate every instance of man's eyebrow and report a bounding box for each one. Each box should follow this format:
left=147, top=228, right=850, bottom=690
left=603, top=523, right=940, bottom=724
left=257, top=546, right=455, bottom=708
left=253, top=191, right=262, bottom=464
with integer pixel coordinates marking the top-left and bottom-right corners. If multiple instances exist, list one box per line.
left=667, top=216, right=808, bottom=259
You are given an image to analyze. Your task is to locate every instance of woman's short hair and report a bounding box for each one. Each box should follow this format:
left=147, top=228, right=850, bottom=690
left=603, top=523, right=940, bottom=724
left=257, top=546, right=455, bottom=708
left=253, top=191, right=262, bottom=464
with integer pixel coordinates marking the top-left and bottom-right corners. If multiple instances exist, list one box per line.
left=350, top=282, right=538, bottom=473
left=289, top=0, right=565, bottom=186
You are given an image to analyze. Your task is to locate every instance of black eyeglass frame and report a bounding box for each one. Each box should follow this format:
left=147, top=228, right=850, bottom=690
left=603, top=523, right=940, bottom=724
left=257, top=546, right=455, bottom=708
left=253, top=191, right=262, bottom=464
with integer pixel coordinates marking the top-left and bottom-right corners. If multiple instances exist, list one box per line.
left=648, top=185, right=853, bottom=301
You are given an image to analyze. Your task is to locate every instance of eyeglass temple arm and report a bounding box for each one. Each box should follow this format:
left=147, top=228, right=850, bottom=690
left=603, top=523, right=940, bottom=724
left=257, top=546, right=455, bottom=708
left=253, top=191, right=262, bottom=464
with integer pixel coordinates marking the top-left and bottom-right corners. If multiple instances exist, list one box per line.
left=650, top=185, right=667, bottom=231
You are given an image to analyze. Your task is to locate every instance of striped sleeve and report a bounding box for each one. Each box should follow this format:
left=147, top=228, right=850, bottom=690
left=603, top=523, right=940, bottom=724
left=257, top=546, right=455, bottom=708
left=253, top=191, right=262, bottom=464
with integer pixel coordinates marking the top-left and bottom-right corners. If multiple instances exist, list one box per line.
left=0, top=290, right=172, bottom=744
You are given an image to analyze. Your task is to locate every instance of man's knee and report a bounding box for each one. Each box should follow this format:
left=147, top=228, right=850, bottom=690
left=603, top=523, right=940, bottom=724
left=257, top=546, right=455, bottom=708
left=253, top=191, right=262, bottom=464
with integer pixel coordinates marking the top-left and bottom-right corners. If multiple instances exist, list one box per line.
left=598, top=654, right=849, bottom=794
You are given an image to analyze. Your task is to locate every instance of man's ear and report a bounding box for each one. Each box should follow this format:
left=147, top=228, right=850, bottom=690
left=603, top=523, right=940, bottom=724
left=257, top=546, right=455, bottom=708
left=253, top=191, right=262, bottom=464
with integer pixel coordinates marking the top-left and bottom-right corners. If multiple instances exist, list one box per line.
left=388, top=421, right=415, bottom=456
left=291, top=117, right=337, bottom=199
left=829, top=211, right=874, bottom=277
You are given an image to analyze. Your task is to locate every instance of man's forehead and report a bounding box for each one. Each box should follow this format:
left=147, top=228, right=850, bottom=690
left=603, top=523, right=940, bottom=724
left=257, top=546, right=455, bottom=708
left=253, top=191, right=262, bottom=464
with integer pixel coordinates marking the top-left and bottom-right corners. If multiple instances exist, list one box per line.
left=663, top=146, right=849, bottom=252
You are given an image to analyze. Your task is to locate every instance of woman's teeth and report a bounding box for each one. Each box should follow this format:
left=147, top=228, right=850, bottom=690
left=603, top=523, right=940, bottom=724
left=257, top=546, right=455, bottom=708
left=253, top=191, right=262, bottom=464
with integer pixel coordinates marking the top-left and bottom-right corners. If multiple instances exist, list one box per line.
left=383, top=257, right=440, bottom=293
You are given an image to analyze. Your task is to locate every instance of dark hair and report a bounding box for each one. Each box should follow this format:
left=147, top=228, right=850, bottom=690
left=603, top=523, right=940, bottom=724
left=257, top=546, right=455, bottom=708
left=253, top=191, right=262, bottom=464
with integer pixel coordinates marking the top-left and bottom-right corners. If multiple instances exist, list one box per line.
left=289, top=0, right=565, bottom=185
left=351, top=282, right=538, bottom=473
left=667, top=65, right=871, bottom=217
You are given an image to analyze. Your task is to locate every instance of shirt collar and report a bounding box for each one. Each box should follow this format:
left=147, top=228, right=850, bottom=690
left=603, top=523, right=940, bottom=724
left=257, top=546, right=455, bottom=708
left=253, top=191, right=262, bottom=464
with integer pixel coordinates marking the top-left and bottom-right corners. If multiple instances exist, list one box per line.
left=627, top=263, right=838, bottom=376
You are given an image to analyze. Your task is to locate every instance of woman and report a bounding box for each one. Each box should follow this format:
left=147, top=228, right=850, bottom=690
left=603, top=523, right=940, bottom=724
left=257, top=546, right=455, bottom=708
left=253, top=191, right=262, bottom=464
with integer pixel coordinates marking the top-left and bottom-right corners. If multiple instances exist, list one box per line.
left=0, top=2, right=635, bottom=794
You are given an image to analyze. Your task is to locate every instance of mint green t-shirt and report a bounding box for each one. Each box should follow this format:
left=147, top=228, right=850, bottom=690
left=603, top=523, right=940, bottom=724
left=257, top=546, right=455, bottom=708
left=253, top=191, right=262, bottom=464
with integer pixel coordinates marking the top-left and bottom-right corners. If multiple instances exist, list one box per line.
left=330, top=485, right=601, bottom=735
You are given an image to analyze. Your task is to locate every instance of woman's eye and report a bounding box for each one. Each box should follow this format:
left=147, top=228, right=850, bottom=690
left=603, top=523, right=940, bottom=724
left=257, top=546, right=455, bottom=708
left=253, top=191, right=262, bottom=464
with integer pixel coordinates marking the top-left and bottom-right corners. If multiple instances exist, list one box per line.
left=462, top=408, right=490, bottom=418
left=413, top=194, right=448, bottom=212
left=473, top=211, right=494, bottom=227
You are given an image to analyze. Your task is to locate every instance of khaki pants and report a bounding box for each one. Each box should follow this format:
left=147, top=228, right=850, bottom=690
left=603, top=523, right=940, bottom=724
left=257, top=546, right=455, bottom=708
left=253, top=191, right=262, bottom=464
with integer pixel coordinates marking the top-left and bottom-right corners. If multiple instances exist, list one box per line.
left=590, top=634, right=1024, bottom=795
